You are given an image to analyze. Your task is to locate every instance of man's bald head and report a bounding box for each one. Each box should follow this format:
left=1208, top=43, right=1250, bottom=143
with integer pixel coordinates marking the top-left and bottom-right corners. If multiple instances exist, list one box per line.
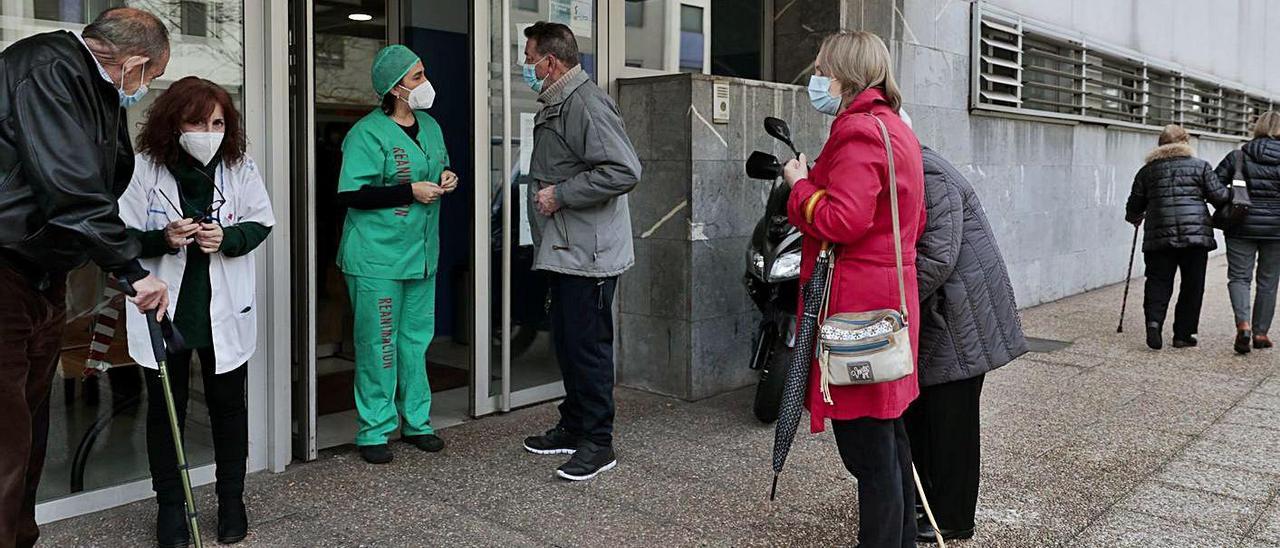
left=82, top=8, right=170, bottom=64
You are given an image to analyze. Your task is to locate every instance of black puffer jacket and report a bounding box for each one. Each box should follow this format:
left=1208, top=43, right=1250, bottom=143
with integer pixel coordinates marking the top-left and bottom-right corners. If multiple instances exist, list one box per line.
left=1215, top=138, right=1280, bottom=240
left=1126, top=143, right=1228, bottom=252
left=0, top=31, right=143, bottom=280
left=915, top=147, right=1028, bottom=387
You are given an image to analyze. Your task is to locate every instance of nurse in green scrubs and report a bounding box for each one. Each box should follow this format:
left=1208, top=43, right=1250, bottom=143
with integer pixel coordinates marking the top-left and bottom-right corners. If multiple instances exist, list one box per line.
left=337, top=45, right=457, bottom=464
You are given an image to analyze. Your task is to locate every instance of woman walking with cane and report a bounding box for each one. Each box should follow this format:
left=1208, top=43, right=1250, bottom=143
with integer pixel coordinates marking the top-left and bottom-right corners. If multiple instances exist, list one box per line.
left=1216, top=112, right=1280, bottom=354
left=1124, top=124, right=1227, bottom=350
left=782, top=31, right=925, bottom=547
left=118, top=77, right=275, bottom=546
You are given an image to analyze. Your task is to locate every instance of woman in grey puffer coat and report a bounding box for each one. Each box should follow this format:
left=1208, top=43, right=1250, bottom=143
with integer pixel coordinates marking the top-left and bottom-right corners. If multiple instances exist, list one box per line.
left=905, top=146, right=1028, bottom=544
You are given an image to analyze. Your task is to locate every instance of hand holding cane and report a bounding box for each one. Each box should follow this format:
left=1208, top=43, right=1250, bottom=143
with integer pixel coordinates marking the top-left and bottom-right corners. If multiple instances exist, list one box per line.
left=118, top=279, right=203, bottom=548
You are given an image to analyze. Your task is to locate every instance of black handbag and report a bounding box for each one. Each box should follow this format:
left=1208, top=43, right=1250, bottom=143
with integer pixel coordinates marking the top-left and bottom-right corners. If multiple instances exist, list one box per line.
left=1213, top=150, right=1251, bottom=230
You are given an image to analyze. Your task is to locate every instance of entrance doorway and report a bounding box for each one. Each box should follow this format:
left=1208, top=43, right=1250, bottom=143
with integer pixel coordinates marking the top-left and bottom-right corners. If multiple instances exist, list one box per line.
left=292, top=0, right=588, bottom=460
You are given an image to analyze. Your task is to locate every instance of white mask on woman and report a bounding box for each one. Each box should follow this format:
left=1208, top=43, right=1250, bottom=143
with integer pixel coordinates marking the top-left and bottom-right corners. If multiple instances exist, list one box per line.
left=398, top=80, right=437, bottom=110
left=179, top=132, right=225, bottom=166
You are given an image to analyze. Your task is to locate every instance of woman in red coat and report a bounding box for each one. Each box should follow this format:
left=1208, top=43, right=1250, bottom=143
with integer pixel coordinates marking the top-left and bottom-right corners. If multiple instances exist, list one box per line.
left=783, top=31, right=926, bottom=548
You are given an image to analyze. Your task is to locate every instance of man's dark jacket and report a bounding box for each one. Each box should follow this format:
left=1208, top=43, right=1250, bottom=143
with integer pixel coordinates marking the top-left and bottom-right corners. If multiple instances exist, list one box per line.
left=915, top=147, right=1028, bottom=387
left=1125, top=143, right=1228, bottom=252
left=0, top=30, right=143, bottom=281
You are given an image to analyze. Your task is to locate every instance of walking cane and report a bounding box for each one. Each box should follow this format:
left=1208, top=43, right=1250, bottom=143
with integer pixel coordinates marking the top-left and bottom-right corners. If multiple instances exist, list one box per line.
left=119, top=280, right=203, bottom=548
left=913, top=463, right=946, bottom=547
left=1117, top=222, right=1140, bottom=333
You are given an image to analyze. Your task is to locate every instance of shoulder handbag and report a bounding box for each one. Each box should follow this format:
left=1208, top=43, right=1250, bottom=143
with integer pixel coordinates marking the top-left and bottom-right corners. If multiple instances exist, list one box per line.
left=1212, top=149, right=1251, bottom=230
left=806, top=114, right=914, bottom=405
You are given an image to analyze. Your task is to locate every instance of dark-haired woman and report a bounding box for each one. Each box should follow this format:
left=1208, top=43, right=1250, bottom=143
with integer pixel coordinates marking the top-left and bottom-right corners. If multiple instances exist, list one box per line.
left=336, top=45, right=456, bottom=465
left=118, top=76, right=275, bottom=547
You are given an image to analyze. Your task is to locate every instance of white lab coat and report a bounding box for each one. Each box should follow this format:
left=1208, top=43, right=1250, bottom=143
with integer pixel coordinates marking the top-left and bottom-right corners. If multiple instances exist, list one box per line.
left=117, top=153, right=276, bottom=374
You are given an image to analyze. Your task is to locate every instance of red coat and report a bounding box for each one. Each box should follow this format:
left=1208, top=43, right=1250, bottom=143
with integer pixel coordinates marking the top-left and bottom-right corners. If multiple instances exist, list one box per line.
left=786, top=88, right=926, bottom=433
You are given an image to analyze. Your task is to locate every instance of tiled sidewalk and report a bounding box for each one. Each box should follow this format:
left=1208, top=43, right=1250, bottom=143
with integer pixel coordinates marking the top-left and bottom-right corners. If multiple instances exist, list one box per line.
left=41, top=257, right=1280, bottom=547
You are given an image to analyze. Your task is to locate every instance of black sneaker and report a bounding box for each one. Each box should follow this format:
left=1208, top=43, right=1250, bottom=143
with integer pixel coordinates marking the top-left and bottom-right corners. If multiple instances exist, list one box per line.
left=555, top=442, right=616, bottom=481
left=359, top=444, right=393, bottom=464
left=217, top=495, right=249, bottom=544
left=1146, top=322, right=1163, bottom=350
left=403, top=434, right=445, bottom=453
left=523, top=426, right=581, bottom=455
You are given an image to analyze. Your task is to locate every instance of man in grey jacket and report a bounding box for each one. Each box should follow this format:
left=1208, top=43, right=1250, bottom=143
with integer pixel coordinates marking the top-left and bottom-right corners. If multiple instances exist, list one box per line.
left=908, top=146, right=1027, bottom=543
left=518, top=21, right=642, bottom=481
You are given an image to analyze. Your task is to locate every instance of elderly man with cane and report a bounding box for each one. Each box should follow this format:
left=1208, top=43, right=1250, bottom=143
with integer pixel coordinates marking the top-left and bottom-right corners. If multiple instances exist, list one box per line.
left=0, top=8, right=171, bottom=547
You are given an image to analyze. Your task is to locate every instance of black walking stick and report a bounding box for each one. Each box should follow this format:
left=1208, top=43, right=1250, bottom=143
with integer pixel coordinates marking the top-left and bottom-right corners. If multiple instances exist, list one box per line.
left=1117, top=222, right=1140, bottom=333
left=118, top=280, right=202, bottom=548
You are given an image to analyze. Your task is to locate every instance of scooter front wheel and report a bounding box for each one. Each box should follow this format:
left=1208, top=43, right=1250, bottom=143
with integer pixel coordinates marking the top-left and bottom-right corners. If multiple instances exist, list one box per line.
left=752, top=330, right=791, bottom=424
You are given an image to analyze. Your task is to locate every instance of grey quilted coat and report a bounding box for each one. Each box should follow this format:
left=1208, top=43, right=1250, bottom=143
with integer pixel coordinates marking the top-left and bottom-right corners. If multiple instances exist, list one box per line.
left=915, top=147, right=1028, bottom=387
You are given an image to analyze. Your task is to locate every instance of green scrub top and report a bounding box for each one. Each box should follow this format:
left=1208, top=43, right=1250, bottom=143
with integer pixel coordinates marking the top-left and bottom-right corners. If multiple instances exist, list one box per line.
left=337, top=110, right=450, bottom=280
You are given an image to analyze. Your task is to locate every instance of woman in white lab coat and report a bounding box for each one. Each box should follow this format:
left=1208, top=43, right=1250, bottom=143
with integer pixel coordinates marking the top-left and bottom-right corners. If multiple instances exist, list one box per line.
left=117, top=76, right=275, bottom=548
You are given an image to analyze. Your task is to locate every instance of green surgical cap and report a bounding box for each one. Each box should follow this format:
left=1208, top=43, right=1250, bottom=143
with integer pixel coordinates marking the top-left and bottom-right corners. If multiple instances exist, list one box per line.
left=371, top=45, right=421, bottom=96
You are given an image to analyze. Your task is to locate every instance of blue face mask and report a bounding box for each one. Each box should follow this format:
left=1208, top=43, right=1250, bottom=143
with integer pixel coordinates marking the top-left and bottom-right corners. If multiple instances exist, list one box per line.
left=808, top=75, right=841, bottom=116
left=117, top=59, right=149, bottom=108
left=523, top=56, right=548, bottom=93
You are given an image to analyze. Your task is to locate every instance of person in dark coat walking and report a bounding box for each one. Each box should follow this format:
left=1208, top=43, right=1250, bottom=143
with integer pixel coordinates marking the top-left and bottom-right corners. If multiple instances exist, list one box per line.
left=1214, top=112, right=1280, bottom=354
left=906, top=146, right=1028, bottom=544
left=1126, top=124, right=1230, bottom=350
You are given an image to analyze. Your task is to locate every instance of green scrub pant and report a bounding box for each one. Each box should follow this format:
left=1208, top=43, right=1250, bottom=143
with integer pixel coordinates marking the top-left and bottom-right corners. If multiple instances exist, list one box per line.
left=346, top=274, right=435, bottom=446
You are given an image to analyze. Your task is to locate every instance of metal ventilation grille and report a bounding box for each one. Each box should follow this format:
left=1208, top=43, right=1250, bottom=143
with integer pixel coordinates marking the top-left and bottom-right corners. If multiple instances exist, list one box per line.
left=971, top=4, right=1278, bottom=138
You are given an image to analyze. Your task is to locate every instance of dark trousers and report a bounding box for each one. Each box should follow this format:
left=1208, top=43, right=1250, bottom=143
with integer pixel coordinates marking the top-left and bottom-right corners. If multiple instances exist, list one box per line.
left=549, top=274, right=617, bottom=447
left=1143, top=247, right=1209, bottom=340
left=904, top=374, right=985, bottom=531
left=0, top=266, right=65, bottom=548
left=145, top=347, right=248, bottom=505
left=832, top=416, right=917, bottom=548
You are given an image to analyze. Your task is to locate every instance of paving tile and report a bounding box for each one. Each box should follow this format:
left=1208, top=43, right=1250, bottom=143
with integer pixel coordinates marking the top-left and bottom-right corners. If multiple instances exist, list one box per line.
left=1255, top=499, right=1280, bottom=542
left=1241, top=392, right=1280, bottom=413
left=1118, top=481, right=1261, bottom=536
left=1155, top=459, right=1280, bottom=503
left=1219, top=405, right=1280, bottom=432
left=1072, top=509, right=1241, bottom=548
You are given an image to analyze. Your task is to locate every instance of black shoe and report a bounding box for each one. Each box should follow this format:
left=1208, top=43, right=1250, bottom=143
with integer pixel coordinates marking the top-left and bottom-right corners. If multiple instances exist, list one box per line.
left=156, top=502, right=190, bottom=548
left=359, top=444, right=393, bottom=464
left=1146, top=322, right=1163, bottom=350
left=217, top=496, right=248, bottom=544
left=523, top=426, right=581, bottom=455
left=402, top=433, right=445, bottom=453
left=916, top=517, right=975, bottom=544
left=556, top=442, right=616, bottom=481
left=1235, top=330, right=1253, bottom=355
left=1172, top=335, right=1198, bottom=348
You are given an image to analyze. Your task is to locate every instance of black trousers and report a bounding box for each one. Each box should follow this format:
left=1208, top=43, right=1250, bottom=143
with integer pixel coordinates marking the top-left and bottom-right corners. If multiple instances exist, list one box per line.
left=549, top=274, right=617, bottom=447
left=904, top=374, right=985, bottom=531
left=0, top=265, right=65, bottom=548
left=145, top=347, right=247, bottom=505
left=832, top=416, right=917, bottom=548
left=1143, top=247, right=1209, bottom=340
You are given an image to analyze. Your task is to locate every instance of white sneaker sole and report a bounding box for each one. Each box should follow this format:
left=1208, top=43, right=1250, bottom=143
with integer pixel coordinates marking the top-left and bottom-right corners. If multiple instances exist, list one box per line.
left=523, top=443, right=577, bottom=455
left=556, top=460, right=617, bottom=481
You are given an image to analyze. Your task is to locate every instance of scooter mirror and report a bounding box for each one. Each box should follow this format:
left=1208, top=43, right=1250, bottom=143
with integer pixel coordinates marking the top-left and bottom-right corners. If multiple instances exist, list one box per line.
left=763, top=117, right=799, bottom=159
left=746, top=151, right=782, bottom=180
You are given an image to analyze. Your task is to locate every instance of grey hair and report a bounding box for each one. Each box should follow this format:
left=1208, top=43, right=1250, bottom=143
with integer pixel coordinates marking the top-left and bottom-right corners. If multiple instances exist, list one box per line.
left=523, top=21, right=580, bottom=67
left=82, top=8, right=170, bottom=61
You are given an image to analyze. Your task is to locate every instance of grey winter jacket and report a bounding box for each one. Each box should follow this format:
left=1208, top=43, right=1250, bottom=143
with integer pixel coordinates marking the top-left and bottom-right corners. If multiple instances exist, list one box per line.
left=916, top=147, right=1028, bottom=387
left=527, top=69, right=642, bottom=278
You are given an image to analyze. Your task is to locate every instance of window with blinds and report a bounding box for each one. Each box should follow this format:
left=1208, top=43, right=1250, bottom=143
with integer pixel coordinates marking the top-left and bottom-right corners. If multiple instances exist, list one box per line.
left=971, top=6, right=1276, bottom=138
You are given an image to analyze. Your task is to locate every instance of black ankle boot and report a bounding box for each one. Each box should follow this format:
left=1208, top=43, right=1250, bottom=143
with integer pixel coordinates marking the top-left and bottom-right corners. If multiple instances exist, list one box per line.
left=217, top=495, right=249, bottom=544
left=156, top=502, right=190, bottom=548
left=1146, top=322, right=1163, bottom=350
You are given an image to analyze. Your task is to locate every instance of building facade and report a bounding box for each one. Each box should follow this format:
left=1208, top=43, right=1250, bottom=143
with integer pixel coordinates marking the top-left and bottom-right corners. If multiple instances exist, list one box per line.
left=0, top=0, right=1275, bottom=523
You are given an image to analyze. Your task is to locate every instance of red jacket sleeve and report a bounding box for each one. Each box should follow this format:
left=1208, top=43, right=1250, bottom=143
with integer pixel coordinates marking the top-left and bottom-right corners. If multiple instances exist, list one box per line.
left=787, top=120, right=887, bottom=245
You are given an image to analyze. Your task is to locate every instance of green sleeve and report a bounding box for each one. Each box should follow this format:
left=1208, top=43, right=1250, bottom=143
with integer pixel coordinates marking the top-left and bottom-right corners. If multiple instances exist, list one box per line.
left=338, top=124, right=386, bottom=193
left=219, top=222, right=272, bottom=258
left=127, top=228, right=173, bottom=258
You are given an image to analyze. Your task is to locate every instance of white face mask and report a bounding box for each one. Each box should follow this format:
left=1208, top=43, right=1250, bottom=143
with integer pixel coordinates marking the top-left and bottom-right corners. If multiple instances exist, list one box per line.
left=179, top=131, right=224, bottom=166
left=398, top=80, right=436, bottom=110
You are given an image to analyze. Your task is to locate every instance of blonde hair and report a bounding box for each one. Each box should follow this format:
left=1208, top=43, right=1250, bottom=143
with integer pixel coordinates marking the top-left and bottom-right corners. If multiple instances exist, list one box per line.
left=1158, top=124, right=1190, bottom=146
left=1254, top=111, right=1280, bottom=139
left=816, top=31, right=902, bottom=112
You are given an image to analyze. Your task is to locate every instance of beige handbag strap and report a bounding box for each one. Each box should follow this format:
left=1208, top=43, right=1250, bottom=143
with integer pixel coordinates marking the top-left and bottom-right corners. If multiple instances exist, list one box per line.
left=868, top=114, right=909, bottom=321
